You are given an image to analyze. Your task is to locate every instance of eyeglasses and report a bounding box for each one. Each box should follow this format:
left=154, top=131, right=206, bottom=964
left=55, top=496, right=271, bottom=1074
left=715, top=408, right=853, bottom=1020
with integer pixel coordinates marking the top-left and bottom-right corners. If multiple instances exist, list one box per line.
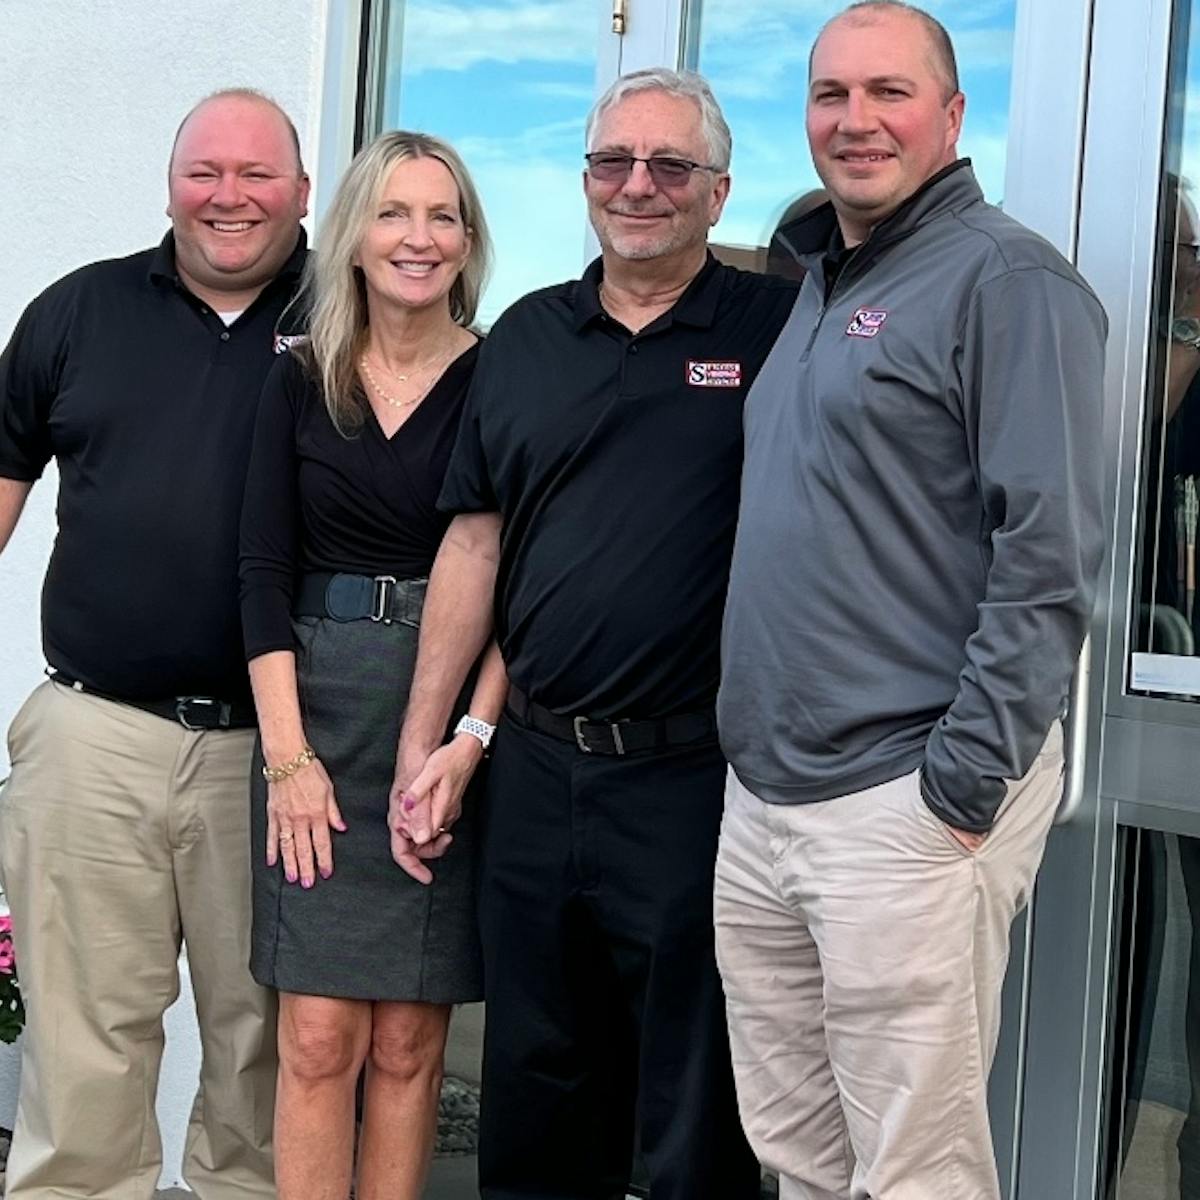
left=584, top=153, right=720, bottom=189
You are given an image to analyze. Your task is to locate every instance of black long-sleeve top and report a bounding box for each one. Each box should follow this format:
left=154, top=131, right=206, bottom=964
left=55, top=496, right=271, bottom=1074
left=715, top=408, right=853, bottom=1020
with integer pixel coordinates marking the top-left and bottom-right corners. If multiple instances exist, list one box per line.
left=239, top=342, right=479, bottom=660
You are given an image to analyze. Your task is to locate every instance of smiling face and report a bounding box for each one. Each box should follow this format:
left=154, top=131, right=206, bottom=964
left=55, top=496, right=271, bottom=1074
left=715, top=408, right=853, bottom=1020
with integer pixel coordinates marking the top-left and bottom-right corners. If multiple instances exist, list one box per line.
left=807, top=8, right=963, bottom=245
left=354, top=156, right=472, bottom=317
left=584, top=89, right=729, bottom=268
left=168, top=94, right=309, bottom=308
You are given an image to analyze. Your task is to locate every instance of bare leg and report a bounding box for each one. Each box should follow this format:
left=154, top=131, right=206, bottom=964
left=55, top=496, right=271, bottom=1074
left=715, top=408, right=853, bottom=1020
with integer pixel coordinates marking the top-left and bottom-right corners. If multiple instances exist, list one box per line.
left=356, top=1000, right=452, bottom=1200
left=275, top=993, right=372, bottom=1200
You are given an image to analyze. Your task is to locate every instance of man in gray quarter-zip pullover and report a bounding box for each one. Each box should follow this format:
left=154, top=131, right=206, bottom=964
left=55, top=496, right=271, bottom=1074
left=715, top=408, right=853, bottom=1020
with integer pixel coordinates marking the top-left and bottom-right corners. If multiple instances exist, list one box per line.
left=713, top=4, right=1107, bottom=1199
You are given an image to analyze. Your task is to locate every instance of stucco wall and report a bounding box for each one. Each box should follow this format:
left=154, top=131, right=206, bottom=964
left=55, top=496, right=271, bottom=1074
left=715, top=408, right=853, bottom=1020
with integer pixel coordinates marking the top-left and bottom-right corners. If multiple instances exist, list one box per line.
left=0, top=1, right=338, bottom=1187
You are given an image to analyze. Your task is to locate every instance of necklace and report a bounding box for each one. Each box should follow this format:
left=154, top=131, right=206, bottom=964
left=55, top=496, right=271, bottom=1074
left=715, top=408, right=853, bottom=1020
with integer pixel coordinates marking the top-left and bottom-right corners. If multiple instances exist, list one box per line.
left=368, top=342, right=453, bottom=384
left=359, top=354, right=436, bottom=409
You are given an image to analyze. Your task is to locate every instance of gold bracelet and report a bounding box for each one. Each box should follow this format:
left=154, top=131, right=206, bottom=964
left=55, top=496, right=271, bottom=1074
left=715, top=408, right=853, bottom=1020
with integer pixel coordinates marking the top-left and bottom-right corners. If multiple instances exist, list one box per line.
left=262, top=745, right=317, bottom=783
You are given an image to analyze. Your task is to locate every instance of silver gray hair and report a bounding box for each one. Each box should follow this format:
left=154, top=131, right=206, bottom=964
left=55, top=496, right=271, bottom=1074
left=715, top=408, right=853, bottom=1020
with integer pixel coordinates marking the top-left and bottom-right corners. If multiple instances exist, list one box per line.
left=585, top=68, right=732, bottom=172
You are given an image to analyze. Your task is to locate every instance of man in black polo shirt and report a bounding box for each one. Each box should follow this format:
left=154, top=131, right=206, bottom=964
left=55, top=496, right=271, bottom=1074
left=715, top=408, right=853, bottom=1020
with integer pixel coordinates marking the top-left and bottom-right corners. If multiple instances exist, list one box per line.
left=394, top=68, right=797, bottom=1199
left=0, top=88, right=308, bottom=1200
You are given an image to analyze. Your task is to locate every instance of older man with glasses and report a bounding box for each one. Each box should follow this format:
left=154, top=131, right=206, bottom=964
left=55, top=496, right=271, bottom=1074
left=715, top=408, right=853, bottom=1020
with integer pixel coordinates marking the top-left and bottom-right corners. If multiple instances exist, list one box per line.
left=392, top=67, right=798, bottom=1199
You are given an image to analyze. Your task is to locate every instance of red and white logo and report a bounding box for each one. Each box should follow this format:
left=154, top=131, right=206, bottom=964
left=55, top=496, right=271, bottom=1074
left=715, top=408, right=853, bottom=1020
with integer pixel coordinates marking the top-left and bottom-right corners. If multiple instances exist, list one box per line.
left=845, top=308, right=888, bottom=338
left=686, top=360, right=742, bottom=388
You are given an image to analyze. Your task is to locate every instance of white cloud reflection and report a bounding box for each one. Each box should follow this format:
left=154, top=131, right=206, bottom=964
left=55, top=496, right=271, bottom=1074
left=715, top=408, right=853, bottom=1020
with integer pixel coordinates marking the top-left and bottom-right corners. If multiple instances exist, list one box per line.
left=399, top=0, right=594, bottom=74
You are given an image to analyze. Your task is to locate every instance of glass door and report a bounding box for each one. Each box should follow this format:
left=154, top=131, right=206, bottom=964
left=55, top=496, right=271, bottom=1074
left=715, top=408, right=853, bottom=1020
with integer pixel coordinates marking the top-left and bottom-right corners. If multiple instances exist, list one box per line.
left=1086, top=3, right=1200, bottom=1197
left=1020, top=0, right=1200, bottom=1197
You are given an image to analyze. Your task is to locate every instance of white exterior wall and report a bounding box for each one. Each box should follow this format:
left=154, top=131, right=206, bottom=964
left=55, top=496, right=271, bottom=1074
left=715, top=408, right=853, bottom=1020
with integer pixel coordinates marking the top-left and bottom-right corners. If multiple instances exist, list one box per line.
left=0, top=1, right=340, bottom=1187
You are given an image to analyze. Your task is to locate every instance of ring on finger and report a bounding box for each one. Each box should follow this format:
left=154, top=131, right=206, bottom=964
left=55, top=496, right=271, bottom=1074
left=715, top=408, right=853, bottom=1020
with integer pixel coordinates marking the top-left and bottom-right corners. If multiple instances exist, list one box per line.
left=279, top=831, right=295, bottom=844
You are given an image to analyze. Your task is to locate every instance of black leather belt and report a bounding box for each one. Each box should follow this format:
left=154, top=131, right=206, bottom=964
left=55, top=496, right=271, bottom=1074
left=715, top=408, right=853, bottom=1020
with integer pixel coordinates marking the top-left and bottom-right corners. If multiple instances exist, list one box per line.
left=506, top=685, right=717, bottom=757
left=293, top=572, right=426, bottom=625
left=48, top=671, right=256, bottom=730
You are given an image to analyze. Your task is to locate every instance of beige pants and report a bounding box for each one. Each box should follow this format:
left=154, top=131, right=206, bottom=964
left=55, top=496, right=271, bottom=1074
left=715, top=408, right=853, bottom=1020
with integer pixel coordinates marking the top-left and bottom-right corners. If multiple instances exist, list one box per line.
left=0, top=681, right=276, bottom=1199
left=714, top=725, right=1064, bottom=1200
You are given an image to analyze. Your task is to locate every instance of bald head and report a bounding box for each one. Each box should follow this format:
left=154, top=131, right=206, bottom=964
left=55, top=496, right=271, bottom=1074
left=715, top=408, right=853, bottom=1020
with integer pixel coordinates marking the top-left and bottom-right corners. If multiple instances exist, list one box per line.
left=171, top=88, right=304, bottom=175
left=812, top=2, right=959, bottom=104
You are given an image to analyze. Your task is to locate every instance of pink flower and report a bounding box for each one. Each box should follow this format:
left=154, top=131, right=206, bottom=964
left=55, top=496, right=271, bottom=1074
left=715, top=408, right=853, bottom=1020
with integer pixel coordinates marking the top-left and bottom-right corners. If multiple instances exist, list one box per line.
left=0, top=945, right=14, bottom=976
left=0, top=916, right=12, bottom=935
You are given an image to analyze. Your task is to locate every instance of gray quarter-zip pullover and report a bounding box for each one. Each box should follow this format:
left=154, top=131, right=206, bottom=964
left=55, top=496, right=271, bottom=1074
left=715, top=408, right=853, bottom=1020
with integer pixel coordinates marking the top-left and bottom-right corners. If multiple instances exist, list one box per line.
left=718, top=162, right=1107, bottom=832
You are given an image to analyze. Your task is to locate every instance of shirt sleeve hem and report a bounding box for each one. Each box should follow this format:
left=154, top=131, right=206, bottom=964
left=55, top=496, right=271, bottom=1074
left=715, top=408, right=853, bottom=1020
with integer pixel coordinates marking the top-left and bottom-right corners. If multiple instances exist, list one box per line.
left=0, top=461, right=45, bottom=483
left=244, top=638, right=298, bottom=663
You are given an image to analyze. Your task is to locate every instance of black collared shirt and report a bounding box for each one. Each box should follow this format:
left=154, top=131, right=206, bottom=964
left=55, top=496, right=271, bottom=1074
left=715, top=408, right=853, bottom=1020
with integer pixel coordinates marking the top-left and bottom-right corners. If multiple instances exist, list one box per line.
left=439, top=254, right=799, bottom=719
left=0, top=230, right=307, bottom=701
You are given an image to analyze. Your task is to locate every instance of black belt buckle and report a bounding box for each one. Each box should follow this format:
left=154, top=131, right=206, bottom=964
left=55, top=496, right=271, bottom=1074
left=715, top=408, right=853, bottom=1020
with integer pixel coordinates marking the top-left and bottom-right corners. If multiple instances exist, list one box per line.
left=175, top=696, right=231, bottom=731
left=371, top=575, right=397, bottom=624
left=573, top=715, right=625, bottom=755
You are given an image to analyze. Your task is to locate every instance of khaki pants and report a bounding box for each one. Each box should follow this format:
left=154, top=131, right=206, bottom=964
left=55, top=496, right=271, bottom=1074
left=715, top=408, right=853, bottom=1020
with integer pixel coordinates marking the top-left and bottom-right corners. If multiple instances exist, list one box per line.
left=0, top=681, right=276, bottom=1199
left=714, top=726, right=1064, bottom=1200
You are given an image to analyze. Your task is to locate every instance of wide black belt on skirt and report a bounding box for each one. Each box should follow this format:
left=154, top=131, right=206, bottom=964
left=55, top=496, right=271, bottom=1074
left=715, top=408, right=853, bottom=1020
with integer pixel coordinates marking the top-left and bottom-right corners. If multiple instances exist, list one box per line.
left=293, top=572, right=427, bottom=625
left=506, top=684, right=717, bottom=757
left=47, top=670, right=256, bottom=730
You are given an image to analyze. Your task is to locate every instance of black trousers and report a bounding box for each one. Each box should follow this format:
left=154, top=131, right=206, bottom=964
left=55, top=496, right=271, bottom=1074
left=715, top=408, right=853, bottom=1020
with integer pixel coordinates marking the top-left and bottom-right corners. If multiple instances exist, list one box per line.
left=476, top=712, right=761, bottom=1200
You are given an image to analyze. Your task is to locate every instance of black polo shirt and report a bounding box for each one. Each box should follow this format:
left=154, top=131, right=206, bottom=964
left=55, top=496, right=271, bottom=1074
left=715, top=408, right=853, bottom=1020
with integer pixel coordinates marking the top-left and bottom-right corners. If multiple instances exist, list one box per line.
left=0, top=231, right=307, bottom=702
left=439, top=253, right=799, bottom=720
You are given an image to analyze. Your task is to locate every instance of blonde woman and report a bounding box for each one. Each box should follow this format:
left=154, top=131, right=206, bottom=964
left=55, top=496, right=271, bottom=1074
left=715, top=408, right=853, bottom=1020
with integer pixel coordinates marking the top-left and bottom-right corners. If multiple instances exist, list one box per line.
left=239, top=131, right=504, bottom=1200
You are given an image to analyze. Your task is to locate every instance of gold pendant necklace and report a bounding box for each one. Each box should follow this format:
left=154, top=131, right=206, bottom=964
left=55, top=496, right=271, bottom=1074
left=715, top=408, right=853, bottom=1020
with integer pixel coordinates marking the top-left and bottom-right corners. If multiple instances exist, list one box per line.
left=360, top=355, right=427, bottom=409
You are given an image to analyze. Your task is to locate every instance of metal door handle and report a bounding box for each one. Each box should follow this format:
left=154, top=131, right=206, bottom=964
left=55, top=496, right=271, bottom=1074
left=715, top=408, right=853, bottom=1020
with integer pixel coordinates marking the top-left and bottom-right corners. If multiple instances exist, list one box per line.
left=1054, top=634, right=1091, bottom=824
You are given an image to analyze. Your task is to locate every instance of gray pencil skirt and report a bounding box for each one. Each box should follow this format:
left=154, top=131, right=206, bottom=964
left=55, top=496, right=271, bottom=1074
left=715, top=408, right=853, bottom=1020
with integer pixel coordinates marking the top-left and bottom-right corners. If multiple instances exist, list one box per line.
left=249, top=586, right=483, bottom=1003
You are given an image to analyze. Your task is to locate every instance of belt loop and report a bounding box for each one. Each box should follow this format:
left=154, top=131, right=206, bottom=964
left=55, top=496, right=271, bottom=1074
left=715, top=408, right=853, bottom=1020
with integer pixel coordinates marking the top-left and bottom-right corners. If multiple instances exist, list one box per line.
left=406, top=578, right=425, bottom=627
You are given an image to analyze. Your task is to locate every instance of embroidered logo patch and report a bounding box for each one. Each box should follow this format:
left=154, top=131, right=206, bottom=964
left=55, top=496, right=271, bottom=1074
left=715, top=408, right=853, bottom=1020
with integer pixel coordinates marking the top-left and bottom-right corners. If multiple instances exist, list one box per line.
left=845, top=308, right=888, bottom=338
left=273, top=333, right=306, bottom=354
left=686, top=360, right=742, bottom=388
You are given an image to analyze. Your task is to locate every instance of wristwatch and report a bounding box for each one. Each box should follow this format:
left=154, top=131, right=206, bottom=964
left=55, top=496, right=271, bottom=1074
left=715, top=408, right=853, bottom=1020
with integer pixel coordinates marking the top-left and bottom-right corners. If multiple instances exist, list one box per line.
left=454, top=714, right=496, bottom=750
left=1171, top=316, right=1200, bottom=350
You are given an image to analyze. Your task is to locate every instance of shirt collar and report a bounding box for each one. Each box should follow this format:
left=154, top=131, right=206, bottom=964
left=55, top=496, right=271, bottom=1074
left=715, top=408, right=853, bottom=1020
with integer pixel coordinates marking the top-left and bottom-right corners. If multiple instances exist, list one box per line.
left=148, top=226, right=309, bottom=292
left=779, top=158, right=978, bottom=276
left=571, top=250, right=724, bottom=333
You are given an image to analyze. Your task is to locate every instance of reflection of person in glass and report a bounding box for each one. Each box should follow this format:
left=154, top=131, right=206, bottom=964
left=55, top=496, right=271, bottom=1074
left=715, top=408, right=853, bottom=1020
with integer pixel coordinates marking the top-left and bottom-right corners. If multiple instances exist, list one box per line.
left=1165, top=177, right=1200, bottom=1199
left=1116, top=173, right=1200, bottom=1200
left=766, top=189, right=828, bottom=280
left=1145, top=174, right=1200, bottom=649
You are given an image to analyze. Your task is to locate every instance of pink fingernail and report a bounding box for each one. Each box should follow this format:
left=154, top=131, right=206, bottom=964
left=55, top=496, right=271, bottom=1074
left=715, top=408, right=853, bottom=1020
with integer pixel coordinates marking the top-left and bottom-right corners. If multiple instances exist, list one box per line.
left=302, top=878, right=313, bottom=890
left=286, top=871, right=297, bottom=884
left=403, top=794, right=416, bottom=811
left=320, top=867, right=332, bottom=879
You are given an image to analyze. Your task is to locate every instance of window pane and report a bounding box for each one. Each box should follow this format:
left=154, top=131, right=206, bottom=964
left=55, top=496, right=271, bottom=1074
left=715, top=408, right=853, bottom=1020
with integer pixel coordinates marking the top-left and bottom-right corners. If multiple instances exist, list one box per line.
left=377, top=0, right=599, bottom=325
left=1104, top=828, right=1200, bottom=1199
left=1129, top=0, right=1200, bottom=700
left=688, top=0, right=1017, bottom=270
